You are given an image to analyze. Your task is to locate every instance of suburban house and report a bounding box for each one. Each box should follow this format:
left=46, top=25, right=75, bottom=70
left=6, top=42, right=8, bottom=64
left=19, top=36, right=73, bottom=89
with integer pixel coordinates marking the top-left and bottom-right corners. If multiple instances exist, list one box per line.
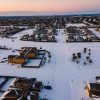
left=20, top=47, right=38, bottom=59
left=0, top=77, right=43, bottom=100
left=86, top=82, right=100, bottom=98
left=8, top=55, right=28, bottom=64
left=11, top=77, right=35, bottom=90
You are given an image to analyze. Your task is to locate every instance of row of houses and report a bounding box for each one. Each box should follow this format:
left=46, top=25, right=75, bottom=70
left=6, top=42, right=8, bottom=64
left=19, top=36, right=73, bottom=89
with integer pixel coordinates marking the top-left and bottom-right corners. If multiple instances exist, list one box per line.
left=0, top=16, right=58, bottom=26
left=65, top=16, right=100, bottom=26
left=20, top=27, right=57, bottom=42
left=0, top=27, right=25, bottom=37
left=66, top=27, right=100, bottom=42
left=0, top=16, right=99, bottom=31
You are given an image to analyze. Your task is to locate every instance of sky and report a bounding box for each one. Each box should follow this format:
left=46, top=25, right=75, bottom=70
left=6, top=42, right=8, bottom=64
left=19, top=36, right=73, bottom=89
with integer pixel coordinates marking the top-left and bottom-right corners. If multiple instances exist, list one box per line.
left=0, top=0, right=100, bottom=14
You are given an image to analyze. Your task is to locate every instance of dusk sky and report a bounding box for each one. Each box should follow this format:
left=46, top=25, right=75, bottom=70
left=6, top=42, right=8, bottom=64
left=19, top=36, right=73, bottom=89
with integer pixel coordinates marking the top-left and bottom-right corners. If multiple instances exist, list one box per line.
left=0, top=0, right=100, bottom=14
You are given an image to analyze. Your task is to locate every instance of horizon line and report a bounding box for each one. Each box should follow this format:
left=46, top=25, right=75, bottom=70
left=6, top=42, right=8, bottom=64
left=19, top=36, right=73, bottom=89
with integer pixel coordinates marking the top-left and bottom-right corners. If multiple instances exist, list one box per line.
left=0, top=11, right=100, bottom=16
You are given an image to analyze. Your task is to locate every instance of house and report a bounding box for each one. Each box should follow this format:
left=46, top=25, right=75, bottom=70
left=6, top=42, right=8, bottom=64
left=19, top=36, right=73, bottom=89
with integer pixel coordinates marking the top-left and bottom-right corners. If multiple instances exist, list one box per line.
left=20, top=47, right=38, bottom=59
left=13, top=55, right=27, bottom=64
left=1, top=89, right=27, bottom=100
left=8, top=55, right=27, bottom=64
left=86, top=82, right=100, bottom=98
left=12, top=77, right=35, bottom=90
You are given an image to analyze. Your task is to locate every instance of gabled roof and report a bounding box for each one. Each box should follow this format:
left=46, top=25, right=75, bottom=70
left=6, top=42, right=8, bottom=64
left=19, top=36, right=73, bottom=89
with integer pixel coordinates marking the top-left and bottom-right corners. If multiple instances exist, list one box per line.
left=14, top=78, right=33, bottom=85
left=1, top=89, right=27, bottom=100
left=4, top=89, right=22, bottom=97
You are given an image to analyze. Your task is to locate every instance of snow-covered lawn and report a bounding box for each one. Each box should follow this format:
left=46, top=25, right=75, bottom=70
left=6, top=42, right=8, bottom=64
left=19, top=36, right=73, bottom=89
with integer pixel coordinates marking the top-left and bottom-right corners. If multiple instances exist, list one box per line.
left=24, top=59, right=41, bottom=67
left=0, top=28, right=100, bottom=100
left=10, top=29, right=35, bottom=40
left=66, top=23, right=87, bottom=28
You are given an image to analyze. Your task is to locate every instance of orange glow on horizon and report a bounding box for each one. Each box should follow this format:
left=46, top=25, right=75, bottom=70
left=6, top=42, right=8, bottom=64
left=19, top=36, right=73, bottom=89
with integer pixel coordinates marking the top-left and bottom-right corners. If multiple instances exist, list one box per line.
left=0, top=0, right=100, bottom=13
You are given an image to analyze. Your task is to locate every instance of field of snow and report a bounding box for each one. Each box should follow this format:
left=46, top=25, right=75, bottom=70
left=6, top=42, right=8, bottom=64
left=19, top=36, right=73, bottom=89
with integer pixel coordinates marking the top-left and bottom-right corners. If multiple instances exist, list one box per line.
left=0, top=28, right=100, bottom=100
left=66, top=23, right=87, bottom=28
left=24, top=59, right=41, bottom=67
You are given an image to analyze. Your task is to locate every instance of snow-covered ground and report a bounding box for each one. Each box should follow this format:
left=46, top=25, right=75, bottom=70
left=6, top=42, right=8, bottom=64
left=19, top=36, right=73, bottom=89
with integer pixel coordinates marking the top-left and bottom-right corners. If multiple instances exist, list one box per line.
left=24, top=59, right=41, bottom=67
left=66, top=23, right=87, bottom=28
left=89, top=28, right=100, bottom=38
left=0, top=28, right=100, bottom=100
